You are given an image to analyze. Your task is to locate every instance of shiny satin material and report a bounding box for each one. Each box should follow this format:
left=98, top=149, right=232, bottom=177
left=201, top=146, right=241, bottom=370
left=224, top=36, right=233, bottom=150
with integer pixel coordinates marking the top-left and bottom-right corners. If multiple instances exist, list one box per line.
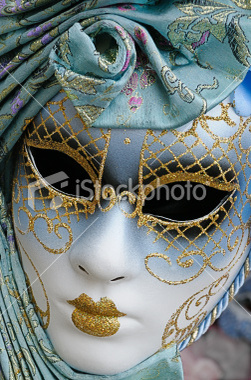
left=0, top=0, right=250, bottom=158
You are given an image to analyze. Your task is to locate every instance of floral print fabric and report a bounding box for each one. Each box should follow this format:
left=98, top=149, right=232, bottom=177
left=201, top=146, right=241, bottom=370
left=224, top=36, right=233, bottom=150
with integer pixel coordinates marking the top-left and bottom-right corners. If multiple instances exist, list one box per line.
left=0, top=0, right=250, bottom=157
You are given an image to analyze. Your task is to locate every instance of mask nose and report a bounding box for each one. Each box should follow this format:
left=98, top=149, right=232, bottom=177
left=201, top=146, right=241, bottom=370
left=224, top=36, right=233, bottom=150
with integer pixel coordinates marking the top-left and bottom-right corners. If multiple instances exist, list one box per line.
left=69, top=204, right=141, bottom=283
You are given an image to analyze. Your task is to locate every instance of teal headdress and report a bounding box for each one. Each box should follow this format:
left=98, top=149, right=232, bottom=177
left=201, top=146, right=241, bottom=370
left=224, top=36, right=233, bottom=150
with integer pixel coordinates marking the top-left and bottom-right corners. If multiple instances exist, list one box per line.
left=0, top=1, right=250, bottom=379
left=0, top=0, right=251, bottom=156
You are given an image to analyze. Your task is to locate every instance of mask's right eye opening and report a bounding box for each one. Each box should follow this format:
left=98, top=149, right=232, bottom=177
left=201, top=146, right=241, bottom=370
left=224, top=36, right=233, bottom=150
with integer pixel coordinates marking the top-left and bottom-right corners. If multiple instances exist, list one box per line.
left=27, top=145, right=96, bottom=200
left=142, top=181, right=235, bottom=223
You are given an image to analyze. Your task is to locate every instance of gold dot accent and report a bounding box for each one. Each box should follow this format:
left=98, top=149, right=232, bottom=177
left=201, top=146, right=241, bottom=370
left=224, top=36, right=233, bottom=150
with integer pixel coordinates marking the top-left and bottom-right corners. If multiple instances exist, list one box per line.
left=124, top=138, right=131, bottom=145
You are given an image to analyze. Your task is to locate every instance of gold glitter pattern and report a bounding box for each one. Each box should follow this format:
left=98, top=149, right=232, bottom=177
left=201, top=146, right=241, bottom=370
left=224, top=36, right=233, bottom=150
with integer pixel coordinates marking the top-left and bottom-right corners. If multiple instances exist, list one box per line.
left=12, top=94, right=111, bottom=254
left=67, top=293, right=126, bottom=337
left=131, top=103, right=251, bottom=285
left=12, top=96, right=251, bottom=347
left=162, top=274, right=229, bottom=348
left=161, top=257, right=251, bottom=349
left=13, top=98, right=251, bottom=279
left=124, top=137, right=131, bottom=145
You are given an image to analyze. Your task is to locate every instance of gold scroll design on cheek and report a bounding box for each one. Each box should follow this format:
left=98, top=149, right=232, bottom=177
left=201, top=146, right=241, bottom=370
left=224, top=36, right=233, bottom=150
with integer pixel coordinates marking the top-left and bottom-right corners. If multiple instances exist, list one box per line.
left=162, top=274, right=229, bottom=348
left=15, top=206, right=73, bottom=255
left=12, top=143, right=74, bottom=255
left=144, top=216, right=248, bottom=286
left=118, top=182, right=248, bottom=285
left=136, top=102, right=250, bottom=284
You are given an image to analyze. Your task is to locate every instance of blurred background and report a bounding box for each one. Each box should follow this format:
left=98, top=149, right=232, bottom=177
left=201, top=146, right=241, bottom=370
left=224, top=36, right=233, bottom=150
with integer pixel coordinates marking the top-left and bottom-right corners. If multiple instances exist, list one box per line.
left=181, top=274, right=251, bottom=380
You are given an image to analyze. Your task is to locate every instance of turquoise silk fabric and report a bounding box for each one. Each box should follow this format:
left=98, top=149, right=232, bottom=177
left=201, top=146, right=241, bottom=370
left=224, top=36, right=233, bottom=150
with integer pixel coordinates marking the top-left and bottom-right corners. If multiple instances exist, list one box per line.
left=0, top=0, right=250, bottom=156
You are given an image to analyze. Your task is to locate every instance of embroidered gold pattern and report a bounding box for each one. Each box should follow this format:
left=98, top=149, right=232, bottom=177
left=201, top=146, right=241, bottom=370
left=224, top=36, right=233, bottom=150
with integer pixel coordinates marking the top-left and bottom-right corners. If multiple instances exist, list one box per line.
left=231, top=0, right=251, bottom=9
left=55, top=69, right=106, bottom=96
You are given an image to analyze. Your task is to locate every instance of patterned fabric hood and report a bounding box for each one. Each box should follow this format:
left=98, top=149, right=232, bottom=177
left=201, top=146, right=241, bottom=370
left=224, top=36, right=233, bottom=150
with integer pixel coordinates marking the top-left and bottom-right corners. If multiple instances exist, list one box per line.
left=0, top=0, right=250, bottom=157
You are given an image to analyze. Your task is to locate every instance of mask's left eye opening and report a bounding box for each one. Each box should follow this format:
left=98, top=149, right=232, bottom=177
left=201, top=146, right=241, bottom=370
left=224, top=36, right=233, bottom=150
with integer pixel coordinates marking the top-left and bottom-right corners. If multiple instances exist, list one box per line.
left=26, top=144, right=96, bottom=201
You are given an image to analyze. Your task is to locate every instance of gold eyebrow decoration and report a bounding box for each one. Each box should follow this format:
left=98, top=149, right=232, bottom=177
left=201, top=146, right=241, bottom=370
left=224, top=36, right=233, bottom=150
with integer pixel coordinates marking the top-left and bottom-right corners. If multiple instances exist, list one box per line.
left=25, top=91, right=110, bottom=182
left=25, top=138, right=98, bottom=185
left=24, top=143, right=96, bottom=210
left=143, top=172, right=237, bottom=198
left=23, top=92, right=111, bottom=206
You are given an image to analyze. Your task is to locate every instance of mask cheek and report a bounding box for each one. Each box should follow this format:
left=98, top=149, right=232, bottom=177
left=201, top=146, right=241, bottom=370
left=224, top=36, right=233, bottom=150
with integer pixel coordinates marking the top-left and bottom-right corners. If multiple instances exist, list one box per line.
left=13, top=190, right=73, bottom=256
left=12, top=144, right=75, bottom=255
left=11, top=154, right=73, bottom=329
left=16, top=237, right=51, bottom=329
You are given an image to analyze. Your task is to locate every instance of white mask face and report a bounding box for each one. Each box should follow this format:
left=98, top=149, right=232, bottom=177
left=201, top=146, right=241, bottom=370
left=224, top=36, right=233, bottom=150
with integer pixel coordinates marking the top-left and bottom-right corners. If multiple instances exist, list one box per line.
left=12, top=92, right=251, bottom=376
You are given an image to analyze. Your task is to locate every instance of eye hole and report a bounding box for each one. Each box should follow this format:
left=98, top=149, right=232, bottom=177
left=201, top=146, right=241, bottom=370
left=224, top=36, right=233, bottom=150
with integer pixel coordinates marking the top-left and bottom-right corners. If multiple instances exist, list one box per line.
left=27, top=146, right=95, bottom=199
left=142, top=181, right=232, bottom=222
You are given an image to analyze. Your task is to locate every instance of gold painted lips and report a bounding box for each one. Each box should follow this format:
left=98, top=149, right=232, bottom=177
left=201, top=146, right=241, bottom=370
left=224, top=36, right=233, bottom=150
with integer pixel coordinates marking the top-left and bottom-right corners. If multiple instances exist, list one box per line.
left=67, top=293, right=126, bottom=337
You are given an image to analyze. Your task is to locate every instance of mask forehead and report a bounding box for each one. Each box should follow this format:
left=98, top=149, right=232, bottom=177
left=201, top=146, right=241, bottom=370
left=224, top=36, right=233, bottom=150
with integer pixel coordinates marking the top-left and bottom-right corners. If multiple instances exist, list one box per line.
left=26, top=92, right=247, bottom=186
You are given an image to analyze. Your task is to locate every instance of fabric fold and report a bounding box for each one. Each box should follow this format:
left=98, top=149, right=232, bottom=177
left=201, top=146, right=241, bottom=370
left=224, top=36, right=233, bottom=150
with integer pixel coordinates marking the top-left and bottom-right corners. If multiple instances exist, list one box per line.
left=50, top=20, right=137, bottom=126
left=0, top=0, right=250, bottom=159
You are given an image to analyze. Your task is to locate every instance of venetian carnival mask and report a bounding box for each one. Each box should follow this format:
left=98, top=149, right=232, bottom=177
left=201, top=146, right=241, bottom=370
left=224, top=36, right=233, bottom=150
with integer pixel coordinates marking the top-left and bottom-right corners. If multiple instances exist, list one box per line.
left=1, top=0, right=249, bottom=377
left=12, top=90, right=251, bottom=375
